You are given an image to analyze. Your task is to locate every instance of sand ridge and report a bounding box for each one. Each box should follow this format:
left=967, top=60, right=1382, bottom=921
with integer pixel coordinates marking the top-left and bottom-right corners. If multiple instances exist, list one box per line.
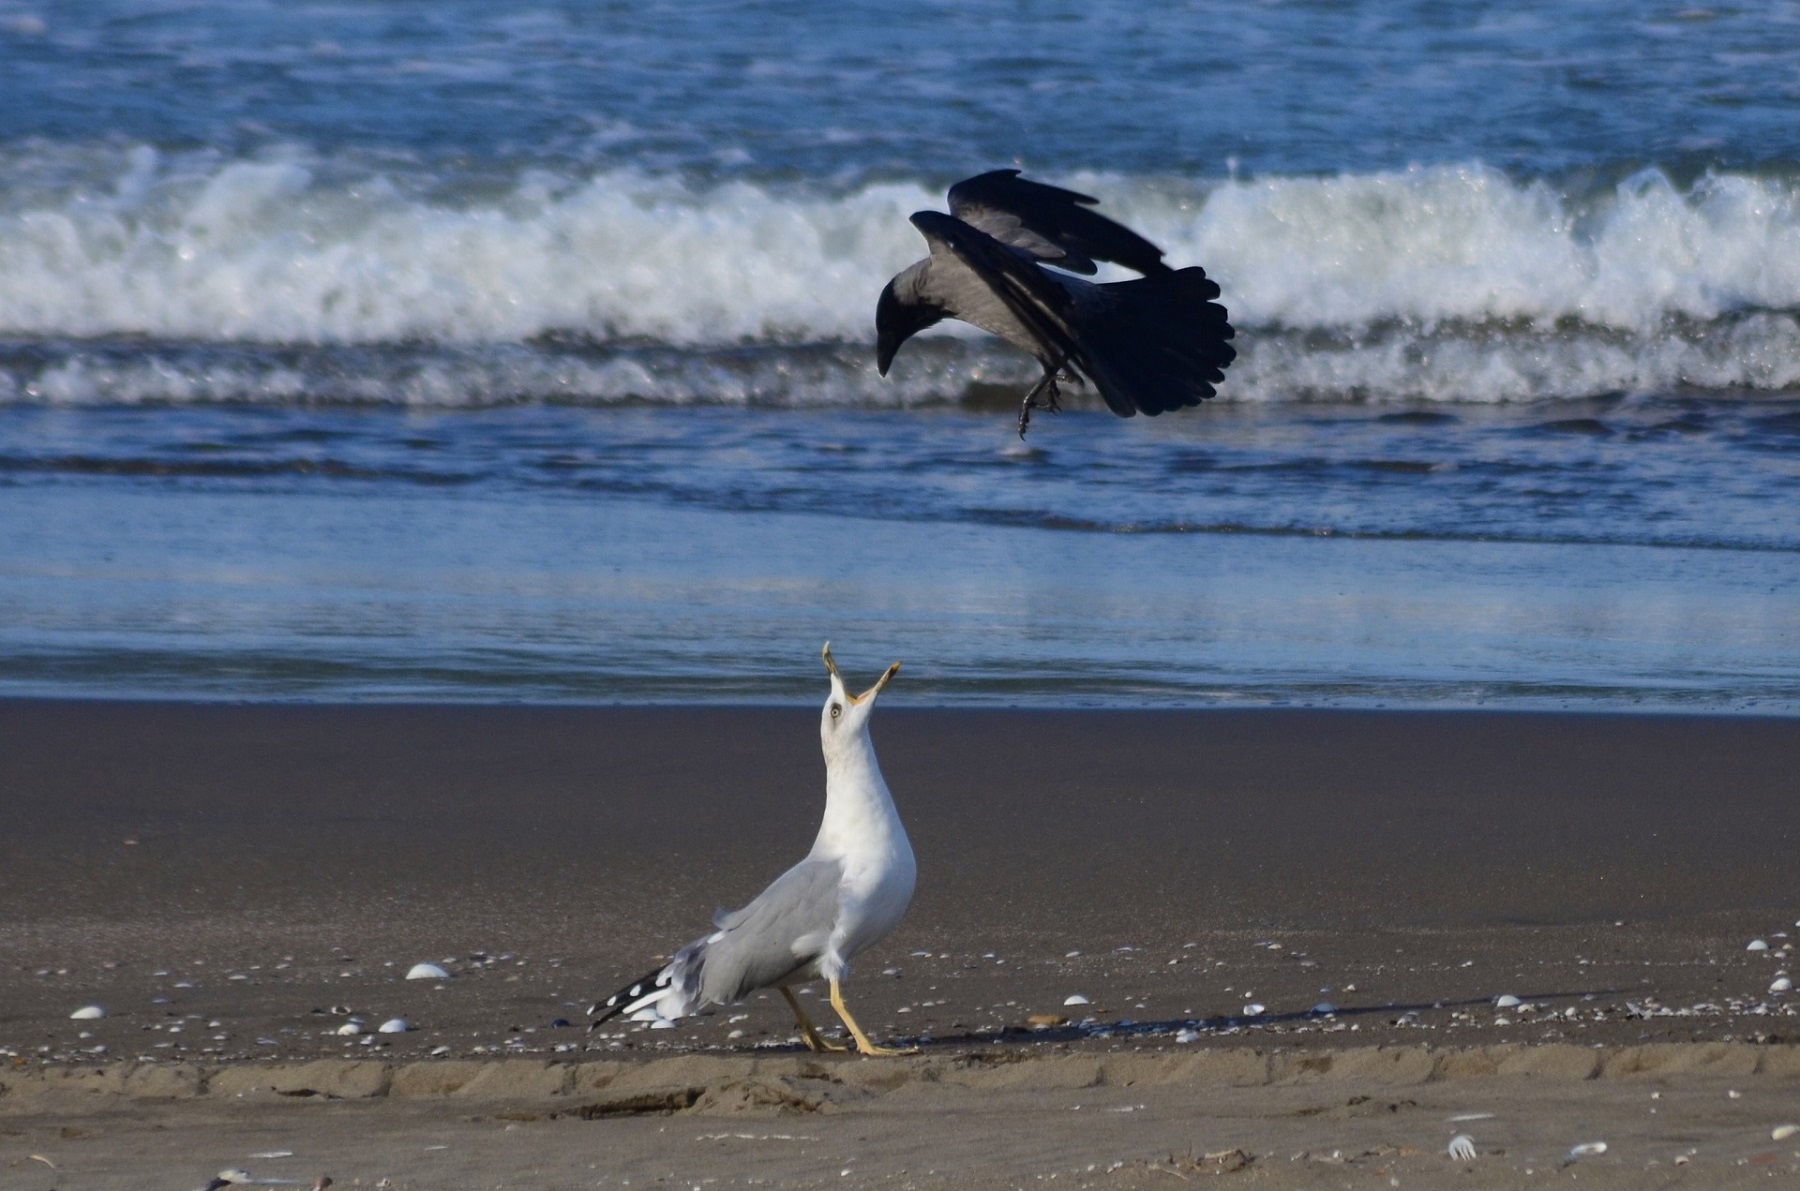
left=6, top=1047, right=1800, bottom=1190
left=7, top=1043, right=1800, bottom=1110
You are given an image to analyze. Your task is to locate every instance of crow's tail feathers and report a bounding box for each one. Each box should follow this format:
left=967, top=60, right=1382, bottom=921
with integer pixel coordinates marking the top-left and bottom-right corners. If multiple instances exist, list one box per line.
left=1081, top=267, right=1236, bottom=417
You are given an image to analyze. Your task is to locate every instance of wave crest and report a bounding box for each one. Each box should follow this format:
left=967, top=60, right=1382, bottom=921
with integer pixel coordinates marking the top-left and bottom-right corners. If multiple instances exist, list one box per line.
left=1, top=148, right=1797, bottom=401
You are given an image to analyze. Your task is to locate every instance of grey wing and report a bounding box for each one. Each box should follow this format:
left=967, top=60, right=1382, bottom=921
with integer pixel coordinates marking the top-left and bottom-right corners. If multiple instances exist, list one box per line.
left=909, top=210, right=1105, bottom=394
left=694, top=857, right=844, bottom=1005
left=948, top=169, right=1171, bottom=277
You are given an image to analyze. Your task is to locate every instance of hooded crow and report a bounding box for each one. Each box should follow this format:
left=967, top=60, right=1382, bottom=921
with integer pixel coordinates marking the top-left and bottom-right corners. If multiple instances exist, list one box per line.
left=876, top=170, right=1235, bottom=436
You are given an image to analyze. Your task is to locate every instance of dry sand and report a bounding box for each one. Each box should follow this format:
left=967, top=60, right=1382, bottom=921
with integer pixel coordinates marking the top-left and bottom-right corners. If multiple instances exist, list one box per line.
left=2, top=702, right=1797, bottom=1188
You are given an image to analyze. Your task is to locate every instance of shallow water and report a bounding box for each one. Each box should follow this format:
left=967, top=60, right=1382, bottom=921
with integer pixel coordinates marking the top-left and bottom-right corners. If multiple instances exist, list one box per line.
left=1, top=402, right=1793, bottom=709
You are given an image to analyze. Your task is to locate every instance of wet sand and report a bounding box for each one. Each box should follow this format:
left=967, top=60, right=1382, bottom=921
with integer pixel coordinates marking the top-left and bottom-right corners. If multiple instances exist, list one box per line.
left=1, top=702, right=1796, bottom=1188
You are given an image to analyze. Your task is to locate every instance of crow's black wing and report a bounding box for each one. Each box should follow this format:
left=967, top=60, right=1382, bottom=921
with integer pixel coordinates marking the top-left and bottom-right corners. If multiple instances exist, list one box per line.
left=947, top=169, right=1171, bottom=277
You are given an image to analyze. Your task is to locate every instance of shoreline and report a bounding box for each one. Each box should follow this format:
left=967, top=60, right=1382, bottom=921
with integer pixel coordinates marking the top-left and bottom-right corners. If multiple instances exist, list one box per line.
left=7, top=694, right=1799, bottom=715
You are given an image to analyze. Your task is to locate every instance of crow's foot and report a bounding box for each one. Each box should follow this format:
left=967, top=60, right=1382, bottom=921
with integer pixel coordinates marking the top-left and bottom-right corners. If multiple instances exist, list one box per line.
left=1017, top=372, right=1064, bottom=439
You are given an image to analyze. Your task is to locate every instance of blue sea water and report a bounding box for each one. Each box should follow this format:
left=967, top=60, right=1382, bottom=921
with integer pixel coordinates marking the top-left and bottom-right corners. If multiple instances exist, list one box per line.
left=0, top=1, right=1795, bottom=708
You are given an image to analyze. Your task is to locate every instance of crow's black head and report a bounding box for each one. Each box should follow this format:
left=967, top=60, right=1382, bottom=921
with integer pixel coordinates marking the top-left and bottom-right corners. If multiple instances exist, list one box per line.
left=875, top=279, right=946, bottom=376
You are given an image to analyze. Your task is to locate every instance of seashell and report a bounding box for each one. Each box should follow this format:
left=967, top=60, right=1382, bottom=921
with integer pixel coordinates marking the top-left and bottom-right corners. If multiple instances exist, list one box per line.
left=336, top=1021, right=363, bottom=1036
left=1563, top=1141, right=1606, bottom=1164
left=69, top=1005, right=106, bottom=1020
left=1027, top=1014, right=1066, bottom=1027
left=1770, top=977, right=1793, bottom=993
left=1747, top=939, right=1770, bottom=951
left=1175, top=1028, right=1200, bottom=1043
left=377, top=1017, right=409, bottom=1033
left=1063, top=994, right=1089, bottom=1006
left=1311, top=1002, right=1336, bottom=1015
left=406, top=962, right=450, bottom=980
left=1447, top=1134, right=1477, bottom=1161
left=1772, top=1124, right=1799, bottom=1141
left=1242, top=1003, right=1266, bottom=1016
left=1494, top=994, right=1522, bottom=1008
left=429, top=1045, right=451, bottom=1056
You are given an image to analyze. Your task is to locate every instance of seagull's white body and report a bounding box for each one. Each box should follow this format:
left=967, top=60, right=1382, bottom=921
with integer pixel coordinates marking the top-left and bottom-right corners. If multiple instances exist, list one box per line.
left=589, top=645, right=917, bottom=1055
left=807, top=697, right=916, bottom=982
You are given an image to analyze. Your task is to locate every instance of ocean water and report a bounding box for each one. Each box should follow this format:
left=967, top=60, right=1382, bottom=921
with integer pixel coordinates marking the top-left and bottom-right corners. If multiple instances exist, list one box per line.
left=0, top=1, right=1795, bottom=709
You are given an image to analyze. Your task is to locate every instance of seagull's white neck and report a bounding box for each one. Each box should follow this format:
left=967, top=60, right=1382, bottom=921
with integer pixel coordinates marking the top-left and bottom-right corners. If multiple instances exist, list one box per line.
left=810, top=724, right=908, bottom=864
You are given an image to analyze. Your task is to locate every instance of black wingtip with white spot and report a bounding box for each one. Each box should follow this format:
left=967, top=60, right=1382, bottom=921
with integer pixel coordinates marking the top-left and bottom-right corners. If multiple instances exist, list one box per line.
left=587, top=965, right=675, bottom=1031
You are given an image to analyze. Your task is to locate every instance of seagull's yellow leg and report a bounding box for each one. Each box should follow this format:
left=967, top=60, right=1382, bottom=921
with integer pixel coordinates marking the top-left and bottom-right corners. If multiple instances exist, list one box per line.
left=779, top=986, right=848, bottom=1053
left=829, top=977, right=920, bottom=1057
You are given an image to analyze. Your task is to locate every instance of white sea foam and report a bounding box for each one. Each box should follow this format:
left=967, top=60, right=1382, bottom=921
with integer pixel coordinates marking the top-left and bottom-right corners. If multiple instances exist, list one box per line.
left=1120, top=165, right=1800, bottom=332
left=1, top=149, right=1796, bottom=403
left=0, top=147, right=933, bottom=344
left=8, top=317, right=1796, bottom=408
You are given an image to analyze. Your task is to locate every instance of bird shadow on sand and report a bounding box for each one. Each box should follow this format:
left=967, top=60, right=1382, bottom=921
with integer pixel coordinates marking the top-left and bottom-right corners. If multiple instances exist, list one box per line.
left=872, top=988, right=1625, bottom=1052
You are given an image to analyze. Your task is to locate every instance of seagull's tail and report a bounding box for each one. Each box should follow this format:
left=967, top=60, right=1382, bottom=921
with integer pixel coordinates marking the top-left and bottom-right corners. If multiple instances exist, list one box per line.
left=587, top=964, right=677, bottom=1030
left=1079, top=267, right=1236, bottom=417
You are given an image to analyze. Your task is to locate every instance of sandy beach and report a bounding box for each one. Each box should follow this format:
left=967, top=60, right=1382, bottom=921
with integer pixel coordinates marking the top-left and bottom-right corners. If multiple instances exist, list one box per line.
left=2, top=702, right=1796, bottom=1187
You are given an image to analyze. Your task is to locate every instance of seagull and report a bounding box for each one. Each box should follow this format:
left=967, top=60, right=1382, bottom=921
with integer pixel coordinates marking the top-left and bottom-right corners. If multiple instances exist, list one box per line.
left=588, top=643, right=917, bottom=1056
left=875, top=169, right=1236, bottom=436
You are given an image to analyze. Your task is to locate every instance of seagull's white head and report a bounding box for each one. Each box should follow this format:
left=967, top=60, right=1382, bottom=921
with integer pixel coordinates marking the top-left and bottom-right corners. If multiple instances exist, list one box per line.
left=820, top=641, right=899, bottom=749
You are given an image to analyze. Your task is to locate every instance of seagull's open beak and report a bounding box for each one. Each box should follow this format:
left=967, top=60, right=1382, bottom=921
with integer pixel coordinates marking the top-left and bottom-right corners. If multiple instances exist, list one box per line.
left=821, top=642, right=900, bottom=704
left=862, top=661, right=901, bottom=702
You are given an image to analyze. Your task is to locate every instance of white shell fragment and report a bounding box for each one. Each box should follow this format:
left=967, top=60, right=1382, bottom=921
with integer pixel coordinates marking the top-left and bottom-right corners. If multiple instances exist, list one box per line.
left=69, top=1005, right=106, bottom=1020
left=1175, top=1028, right=1200, bottom=1043
left=377, top=1017, right=410, bottom=1033
left=1772, top=1124, right=1799, bottom=1141
left=1242, top=1003, right=1266, bottom=1016
left=1447, top=1134, right=1477, bottom=1162
left=336, top=1021, right=363, bottom=1036
left=406, top=963, right=450, bottom=980
left=1563, top=1141, right=1607, bottom=1164
left=1493, top=994, right=1522, bottom=1008
left=1311, top=1002, right=1337, bottom=1015
left=1771, top=977, right=1793, bottom=993
left=1747, top=939, right=1770, bottom=951
left=1063, top=994, right=1089, bottom=1006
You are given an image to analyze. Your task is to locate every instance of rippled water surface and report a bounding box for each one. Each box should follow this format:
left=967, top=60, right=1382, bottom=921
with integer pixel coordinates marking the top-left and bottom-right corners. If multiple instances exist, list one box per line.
left=2, top=401, right=1793, bottom=709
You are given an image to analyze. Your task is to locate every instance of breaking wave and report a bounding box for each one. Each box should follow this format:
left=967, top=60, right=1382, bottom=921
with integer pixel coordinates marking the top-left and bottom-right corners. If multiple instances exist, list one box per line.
left=1, top=144, right=1797, bottom=404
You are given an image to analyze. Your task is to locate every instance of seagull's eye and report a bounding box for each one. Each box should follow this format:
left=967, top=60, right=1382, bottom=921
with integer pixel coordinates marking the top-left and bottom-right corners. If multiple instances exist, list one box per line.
left=830, top=703, right=842, bottom=719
